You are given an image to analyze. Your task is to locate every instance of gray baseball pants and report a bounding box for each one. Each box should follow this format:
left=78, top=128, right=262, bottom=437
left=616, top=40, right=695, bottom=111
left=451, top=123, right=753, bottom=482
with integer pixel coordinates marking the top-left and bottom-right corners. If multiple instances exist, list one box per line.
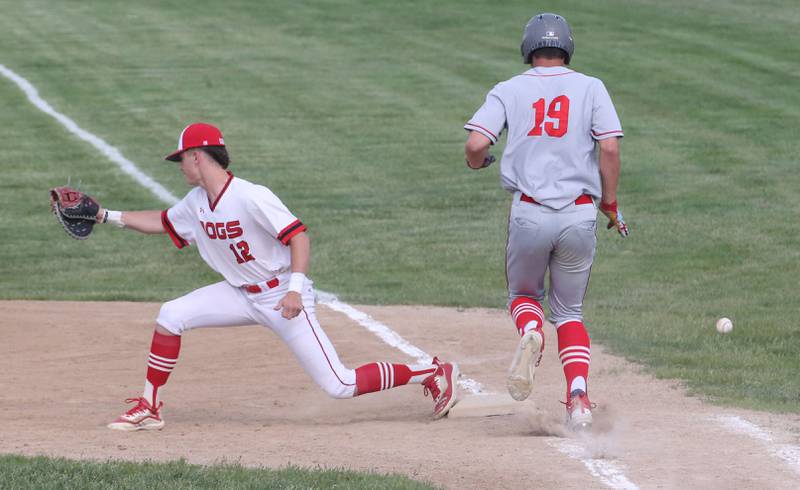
left=506, top=192, right=597, bottom=326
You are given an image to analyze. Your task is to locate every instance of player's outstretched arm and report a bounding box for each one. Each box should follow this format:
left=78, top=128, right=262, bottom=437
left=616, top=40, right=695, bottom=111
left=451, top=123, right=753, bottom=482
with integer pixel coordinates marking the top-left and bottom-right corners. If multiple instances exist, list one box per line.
left=464, top=131, right=495, bottom=169
left=95, top=207, right=166, bottom=234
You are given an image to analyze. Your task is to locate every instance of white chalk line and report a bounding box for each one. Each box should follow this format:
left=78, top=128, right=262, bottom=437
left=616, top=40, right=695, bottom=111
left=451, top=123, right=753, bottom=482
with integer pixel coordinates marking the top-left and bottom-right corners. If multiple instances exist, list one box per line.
left=714, top=415, right=800, bottom=477
left=4, top=62, right=643, bottom=488
left=548, top=439, right=639, bottom=490
left=316, top=292, right=483, bottom=394
left=0, top=62, right=483, bottom=395
left=0, top=64, right=179, bottom=206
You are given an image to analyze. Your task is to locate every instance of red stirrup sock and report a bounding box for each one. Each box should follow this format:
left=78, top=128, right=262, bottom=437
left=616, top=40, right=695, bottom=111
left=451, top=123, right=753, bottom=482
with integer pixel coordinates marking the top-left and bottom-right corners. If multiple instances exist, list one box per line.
left=556, top=320, right=590, bottom=399
left=143, top=330, right=181, bottom=406
left=354, top=362, right=436, bottom=396
left=510, top=297, right=545, bottom=336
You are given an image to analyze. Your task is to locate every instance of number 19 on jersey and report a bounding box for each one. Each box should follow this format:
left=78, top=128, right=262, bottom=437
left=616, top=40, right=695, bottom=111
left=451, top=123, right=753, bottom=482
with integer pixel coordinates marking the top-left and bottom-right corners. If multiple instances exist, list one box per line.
left=528, top=95, right=570, bottom=138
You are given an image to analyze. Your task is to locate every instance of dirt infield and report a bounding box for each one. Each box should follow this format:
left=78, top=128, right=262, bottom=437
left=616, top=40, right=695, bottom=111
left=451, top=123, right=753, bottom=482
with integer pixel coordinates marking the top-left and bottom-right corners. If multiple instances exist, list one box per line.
left=1, top=301, right=799, bottom=489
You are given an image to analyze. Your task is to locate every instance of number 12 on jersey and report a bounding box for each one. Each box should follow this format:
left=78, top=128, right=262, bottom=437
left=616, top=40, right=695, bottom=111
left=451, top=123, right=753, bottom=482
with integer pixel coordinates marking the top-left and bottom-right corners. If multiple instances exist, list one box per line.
left=528, top=95, right=570, bottom=137
left=229, top=241, right=255, bottom=264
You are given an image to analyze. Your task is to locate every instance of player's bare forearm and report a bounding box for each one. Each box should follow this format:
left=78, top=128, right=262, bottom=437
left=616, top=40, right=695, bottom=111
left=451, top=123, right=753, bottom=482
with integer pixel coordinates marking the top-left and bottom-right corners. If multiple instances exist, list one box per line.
left=96, top=208, right=165, bottom=234
left=288, top=231, right=310, bottom=274
left=597, top=137, right=629, bottom=237
left=598, top=137, right=621, bottom=204
left=274, top=231, right=310, bottom=319
left=465, top=131, right=493, bottom=169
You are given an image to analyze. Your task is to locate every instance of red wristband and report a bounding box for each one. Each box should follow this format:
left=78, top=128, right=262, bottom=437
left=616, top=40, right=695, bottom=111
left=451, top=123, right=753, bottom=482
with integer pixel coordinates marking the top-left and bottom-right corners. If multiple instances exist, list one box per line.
left=600, top=200, right=618, bottom=213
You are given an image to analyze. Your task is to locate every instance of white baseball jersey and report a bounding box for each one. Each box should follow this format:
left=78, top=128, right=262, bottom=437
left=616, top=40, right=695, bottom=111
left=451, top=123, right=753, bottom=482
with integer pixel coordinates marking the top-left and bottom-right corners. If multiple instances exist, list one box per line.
left=465, top=66, right=623, bottom=209
left=162, top=172, right=306, bottom=286
left=155, top=172, right=435, bottom=403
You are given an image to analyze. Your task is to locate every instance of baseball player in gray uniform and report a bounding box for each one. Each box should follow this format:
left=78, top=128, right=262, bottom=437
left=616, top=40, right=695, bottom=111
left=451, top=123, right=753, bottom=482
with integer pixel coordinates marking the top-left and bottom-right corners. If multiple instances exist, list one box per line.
left=463, top=13, right=628, bottom=431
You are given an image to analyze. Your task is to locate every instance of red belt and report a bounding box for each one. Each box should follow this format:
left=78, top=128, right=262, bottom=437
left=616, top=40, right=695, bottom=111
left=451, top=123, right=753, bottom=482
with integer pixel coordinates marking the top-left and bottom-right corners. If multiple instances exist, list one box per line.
left=243, top=278, right=280, bottom=294
left=520, top=193, right=593, bottom=206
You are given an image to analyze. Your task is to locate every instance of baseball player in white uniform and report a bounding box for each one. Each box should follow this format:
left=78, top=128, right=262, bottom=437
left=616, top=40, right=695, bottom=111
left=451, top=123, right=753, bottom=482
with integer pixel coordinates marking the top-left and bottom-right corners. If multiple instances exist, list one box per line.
left=463, top=13, right=628, bottom=431
left=97, top=123, right=458, bottom=431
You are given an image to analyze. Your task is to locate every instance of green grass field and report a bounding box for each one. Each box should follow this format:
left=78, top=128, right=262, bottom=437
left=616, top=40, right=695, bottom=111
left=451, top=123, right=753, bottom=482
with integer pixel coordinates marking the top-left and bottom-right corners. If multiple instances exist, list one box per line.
left=0, top=455, right=435, bottom=489
left=1, top=0, right=798, bottom=485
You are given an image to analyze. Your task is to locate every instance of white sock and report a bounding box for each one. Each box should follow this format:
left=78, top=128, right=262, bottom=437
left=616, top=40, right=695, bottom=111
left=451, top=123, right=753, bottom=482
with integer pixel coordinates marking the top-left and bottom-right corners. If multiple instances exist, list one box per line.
left=570, top=376, right=586, bottom=394
left=408, top=363, right=437, bottom=384
left=143, top=380, right=156, bottom=406
left=523, top=320, right=540, bottom=335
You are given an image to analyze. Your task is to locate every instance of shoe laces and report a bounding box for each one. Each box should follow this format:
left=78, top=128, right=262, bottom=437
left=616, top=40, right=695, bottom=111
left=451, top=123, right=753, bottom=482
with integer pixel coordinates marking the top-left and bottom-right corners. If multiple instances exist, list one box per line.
left=561, top=391, right=596, bottom=411
left=422, top=357, right=444, bottom=400
left=123, top=397, right=162, bottom=416
left=422, top=374, right=442, bottom=400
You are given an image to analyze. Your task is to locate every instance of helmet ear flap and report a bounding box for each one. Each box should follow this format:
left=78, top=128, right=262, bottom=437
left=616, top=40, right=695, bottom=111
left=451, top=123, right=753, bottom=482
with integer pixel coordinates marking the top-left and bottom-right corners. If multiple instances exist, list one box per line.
left=521, top=44, right=535, bottom=64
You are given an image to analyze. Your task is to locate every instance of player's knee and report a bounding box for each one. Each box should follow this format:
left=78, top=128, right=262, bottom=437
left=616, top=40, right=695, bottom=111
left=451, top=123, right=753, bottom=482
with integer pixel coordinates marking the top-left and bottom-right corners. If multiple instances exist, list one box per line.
left=156, top=300, right=187, bottom=335
left=320, top=381, right=354, bottom=399
left=316, top=369, right=356, bottom=399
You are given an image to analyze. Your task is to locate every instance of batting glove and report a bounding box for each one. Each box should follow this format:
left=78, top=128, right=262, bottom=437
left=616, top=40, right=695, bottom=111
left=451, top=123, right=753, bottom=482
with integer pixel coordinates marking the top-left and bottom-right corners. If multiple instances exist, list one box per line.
left=600, top=200, right=629, bottom=238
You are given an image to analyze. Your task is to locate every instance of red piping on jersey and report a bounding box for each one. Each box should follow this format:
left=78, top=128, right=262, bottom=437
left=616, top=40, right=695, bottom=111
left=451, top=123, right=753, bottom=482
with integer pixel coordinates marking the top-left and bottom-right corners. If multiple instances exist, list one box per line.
left=591, top=129, right=624, bottom=137
left=302, top=309, right=355, bottom=387
left=208, top=171, right=234, bottom=211
left=465, top=122, right=498, bottom=141
left=161, top=210, right=188, bottom=249
left=523, top=71, right=575, bottom=77
left=277, top=219, right=307, bottom=245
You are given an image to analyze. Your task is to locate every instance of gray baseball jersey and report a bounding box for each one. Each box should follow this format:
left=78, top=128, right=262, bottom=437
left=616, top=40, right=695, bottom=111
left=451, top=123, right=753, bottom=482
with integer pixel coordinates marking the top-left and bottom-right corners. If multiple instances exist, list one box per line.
left=465, top=66, right=623, bottom=210
left=465, top=65, right=623, bottom=325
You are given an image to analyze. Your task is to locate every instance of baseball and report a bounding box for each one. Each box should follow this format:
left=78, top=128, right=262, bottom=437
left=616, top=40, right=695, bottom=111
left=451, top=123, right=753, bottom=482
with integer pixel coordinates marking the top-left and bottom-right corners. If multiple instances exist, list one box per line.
left=716, top=317, right=733, bottom=334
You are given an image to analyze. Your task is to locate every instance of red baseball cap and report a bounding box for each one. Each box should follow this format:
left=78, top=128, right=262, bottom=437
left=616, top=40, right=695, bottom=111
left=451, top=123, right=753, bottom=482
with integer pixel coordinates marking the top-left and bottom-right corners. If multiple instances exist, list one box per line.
left=165, top=123, right=226, bottom=161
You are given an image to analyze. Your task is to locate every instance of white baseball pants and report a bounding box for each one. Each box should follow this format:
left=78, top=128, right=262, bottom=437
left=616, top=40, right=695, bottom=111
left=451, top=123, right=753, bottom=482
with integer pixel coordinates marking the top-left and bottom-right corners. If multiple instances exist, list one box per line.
left=156, top=273, right=357, bottom=398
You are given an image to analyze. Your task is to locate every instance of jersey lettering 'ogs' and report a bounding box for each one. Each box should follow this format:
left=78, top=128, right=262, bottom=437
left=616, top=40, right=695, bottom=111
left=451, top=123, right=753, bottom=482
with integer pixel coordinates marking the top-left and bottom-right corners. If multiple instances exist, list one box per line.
left=162, top=173, right=306, bottom=286
left=465, top=66, right=623, bottom=209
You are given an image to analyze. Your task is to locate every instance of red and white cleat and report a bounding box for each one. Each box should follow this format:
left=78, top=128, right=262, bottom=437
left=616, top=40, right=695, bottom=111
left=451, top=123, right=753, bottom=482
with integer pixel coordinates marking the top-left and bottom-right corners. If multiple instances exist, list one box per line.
left=107, top=397, right=165, bottom=432
left=507, top=328, right=544, bottom=401
left=422, top=357, right=459, bottom=419
left=565, top=389, right=594, bottom=432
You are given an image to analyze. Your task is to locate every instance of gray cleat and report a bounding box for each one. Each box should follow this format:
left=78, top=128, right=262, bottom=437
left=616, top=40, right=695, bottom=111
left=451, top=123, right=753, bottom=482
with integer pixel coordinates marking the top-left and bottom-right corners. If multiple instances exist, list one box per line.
left=507, top=329, right=544, bottom=401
